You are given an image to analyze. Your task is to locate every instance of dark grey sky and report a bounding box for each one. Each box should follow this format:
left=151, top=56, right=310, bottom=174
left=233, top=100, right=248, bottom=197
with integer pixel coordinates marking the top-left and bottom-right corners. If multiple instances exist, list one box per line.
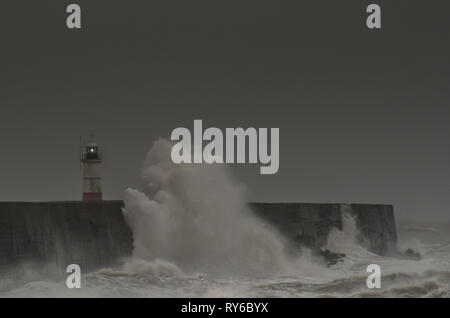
left=0, top=1, right=449, bottom=221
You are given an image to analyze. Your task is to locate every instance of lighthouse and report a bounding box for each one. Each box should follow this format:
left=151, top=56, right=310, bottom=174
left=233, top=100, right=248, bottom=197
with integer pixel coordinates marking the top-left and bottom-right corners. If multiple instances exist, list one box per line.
left=81, top=135, right=103, bottom=201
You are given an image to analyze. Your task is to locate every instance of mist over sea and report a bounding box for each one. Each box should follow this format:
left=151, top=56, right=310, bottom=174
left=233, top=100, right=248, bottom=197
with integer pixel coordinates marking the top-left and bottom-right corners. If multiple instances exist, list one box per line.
left=1, top=140, right=449, bottom=298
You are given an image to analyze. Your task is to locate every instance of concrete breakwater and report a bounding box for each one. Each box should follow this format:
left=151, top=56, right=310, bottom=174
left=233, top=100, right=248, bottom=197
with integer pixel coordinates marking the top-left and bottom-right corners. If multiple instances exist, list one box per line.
left=0, top=201, right=397, bottom=273
left=253, top=203, right=397, bottom=256
left=0, top=201, right=131, bottom=273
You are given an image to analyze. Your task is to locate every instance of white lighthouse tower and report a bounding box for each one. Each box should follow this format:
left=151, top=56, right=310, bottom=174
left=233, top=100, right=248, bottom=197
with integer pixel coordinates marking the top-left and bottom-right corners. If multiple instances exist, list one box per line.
left=81, top=134, right=103, bottom=201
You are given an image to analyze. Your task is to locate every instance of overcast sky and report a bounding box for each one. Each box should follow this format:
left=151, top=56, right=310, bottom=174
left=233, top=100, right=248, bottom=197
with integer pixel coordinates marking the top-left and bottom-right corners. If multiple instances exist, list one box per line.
left=0, top=1, right=449, bottom=221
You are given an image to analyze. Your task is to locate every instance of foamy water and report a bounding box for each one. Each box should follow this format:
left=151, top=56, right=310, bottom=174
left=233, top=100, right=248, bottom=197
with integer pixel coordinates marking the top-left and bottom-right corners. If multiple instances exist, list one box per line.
left=1, top=230, right=449, bottom=298
left=1, top=140, right=449, bottom=298
left=1, top=219, right=449, bottom=298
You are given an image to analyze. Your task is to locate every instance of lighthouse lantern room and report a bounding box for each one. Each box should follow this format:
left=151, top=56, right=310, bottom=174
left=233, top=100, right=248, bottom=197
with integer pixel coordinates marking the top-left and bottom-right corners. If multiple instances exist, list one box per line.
left=81, top=135, right=103, bottom=201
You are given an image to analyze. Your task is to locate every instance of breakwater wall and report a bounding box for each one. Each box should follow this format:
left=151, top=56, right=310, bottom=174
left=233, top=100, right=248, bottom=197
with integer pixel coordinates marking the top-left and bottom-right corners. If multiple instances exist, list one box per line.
left=253, top=203, right=397, bottom=256
left=0, top=201, right=397, bottom=272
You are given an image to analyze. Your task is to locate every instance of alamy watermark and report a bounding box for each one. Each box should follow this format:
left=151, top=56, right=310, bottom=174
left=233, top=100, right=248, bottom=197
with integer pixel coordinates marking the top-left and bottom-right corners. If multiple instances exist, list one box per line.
left=66, top=3, right=381, bottom=31
left=66, top=264, right=81, bottom=289
left=170, top=120, right=279, bottom=175
left=366, top=264, right=381, bottom=289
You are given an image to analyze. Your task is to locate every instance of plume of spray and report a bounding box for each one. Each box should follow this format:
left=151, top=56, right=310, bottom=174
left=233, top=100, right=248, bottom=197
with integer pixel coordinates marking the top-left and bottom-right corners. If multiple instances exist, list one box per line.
left=326, top=207, right=361, bottom=255
left=122, top=139, right=317, bottom=277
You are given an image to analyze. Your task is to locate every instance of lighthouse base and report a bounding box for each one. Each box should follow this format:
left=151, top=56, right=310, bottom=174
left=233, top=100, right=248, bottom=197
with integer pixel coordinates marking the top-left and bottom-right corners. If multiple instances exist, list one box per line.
left=83, top=192, right=103, bottom=201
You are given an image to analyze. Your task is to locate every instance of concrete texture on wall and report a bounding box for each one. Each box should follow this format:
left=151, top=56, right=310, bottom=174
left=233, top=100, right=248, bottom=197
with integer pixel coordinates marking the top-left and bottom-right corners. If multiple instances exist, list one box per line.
left=0, top=201, right=397, bottom=272
left=252, top=203, right=397, bottom=256
left=0, top=201, right=132, bottom=273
